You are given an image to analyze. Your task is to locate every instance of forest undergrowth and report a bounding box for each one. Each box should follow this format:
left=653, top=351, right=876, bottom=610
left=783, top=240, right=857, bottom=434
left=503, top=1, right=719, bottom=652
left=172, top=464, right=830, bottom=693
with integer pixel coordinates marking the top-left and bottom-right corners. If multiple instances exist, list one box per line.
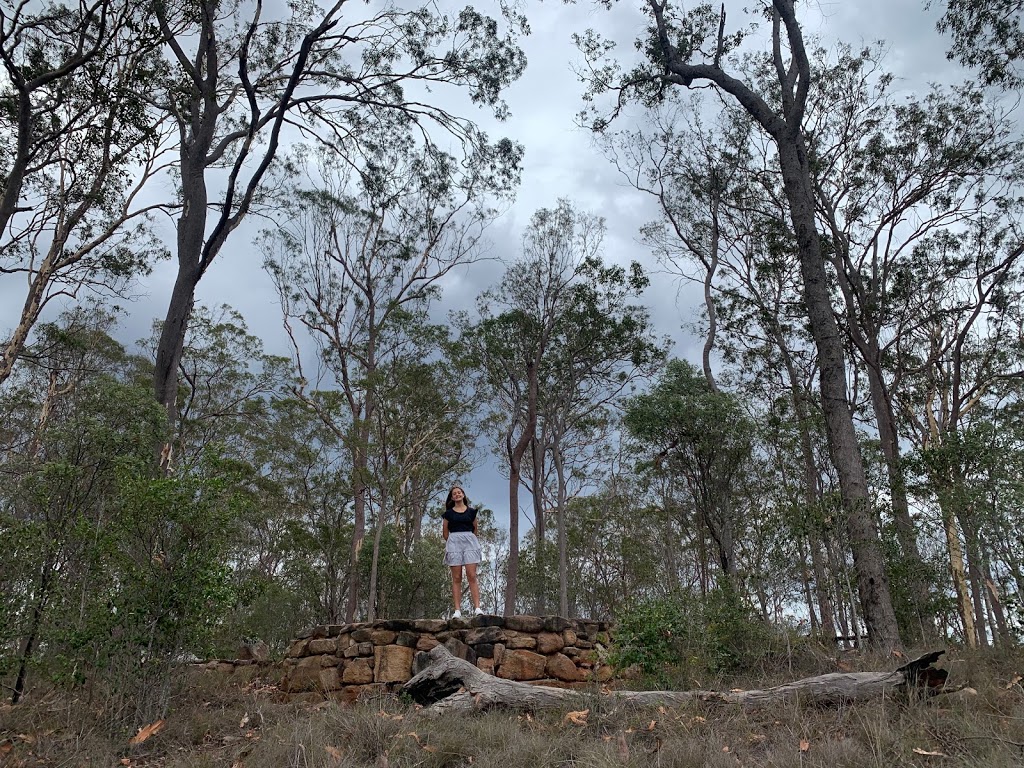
left=2, top=647, right=1023, bottom=768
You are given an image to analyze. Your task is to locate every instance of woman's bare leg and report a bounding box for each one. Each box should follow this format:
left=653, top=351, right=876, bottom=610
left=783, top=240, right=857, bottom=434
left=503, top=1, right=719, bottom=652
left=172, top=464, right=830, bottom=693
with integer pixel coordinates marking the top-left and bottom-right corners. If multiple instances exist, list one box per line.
left=465, top=563, right=480, bottom=610
left=450, top=565, right=463, bottom=613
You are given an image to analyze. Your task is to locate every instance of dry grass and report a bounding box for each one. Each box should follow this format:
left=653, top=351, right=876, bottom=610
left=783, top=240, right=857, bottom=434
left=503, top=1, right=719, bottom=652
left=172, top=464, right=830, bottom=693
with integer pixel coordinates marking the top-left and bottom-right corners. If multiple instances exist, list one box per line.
left=2, top=647, right=1023, bottom=768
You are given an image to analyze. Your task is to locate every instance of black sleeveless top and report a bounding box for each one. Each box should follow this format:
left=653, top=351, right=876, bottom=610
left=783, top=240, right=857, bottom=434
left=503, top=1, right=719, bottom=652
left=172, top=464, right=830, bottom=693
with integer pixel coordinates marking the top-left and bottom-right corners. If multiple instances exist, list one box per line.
left=443, top=506, right=477, bottom=533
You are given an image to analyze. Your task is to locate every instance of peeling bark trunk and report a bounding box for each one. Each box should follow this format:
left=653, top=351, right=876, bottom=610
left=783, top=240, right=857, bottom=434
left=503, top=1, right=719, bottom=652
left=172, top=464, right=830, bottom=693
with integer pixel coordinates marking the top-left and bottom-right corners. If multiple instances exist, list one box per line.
left=940, top=500, right=975, bottom=647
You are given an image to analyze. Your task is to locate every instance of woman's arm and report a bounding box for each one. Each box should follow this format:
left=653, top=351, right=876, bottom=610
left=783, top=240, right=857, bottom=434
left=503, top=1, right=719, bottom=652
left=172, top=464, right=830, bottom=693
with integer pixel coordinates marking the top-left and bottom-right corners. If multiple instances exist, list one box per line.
left=443, top=518, right=450, bottom=541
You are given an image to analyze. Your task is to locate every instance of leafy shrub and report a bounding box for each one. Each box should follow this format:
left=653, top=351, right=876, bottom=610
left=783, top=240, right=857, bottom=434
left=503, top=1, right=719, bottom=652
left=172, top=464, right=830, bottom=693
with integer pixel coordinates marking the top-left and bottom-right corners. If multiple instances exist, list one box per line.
left=610, top=587, right=777, bottom=681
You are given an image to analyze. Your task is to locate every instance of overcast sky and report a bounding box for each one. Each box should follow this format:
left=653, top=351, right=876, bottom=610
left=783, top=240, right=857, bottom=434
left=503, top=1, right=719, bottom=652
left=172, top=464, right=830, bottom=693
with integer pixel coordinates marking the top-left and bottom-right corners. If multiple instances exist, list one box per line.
left=1, top=0, right=971, bottom=524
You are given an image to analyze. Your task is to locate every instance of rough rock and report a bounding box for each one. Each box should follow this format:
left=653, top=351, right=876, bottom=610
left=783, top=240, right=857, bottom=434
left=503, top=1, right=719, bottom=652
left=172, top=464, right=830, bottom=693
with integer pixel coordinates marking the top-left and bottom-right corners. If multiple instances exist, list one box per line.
left=505, top=615, right=545, bottom=633
left=307, top=638, right=337, bottom=655
left=546, top=653, right=581, bottom=682
left=374, top=645, right=415, bottom=683
left=497, top=649, right=547, bottom=681
left=343, top=658, right=374, bottom=684
left=536, top=632, right=564, bottom=654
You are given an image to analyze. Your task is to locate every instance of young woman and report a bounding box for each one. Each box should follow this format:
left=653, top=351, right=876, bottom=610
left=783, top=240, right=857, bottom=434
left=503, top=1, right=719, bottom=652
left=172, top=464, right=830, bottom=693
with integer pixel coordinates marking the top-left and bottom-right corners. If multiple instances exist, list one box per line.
left=442, top=485, right=484, bottom=618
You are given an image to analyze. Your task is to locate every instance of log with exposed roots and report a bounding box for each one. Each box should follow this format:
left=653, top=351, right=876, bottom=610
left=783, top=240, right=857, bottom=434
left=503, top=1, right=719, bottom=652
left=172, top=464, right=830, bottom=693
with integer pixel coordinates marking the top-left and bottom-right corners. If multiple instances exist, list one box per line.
left=402, top=646, right=957, bottom=715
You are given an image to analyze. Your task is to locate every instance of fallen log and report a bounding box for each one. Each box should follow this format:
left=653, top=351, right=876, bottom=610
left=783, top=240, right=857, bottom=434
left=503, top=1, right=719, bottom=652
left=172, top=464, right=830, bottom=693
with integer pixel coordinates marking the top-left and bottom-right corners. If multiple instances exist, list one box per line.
left=402, top=646, right=954, bottom=715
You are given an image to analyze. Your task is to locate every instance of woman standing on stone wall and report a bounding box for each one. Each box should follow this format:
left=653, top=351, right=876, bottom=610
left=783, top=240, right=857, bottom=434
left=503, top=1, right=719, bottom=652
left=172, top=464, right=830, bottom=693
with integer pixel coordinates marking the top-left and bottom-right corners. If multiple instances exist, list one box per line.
left=442, top=485, right=484, bottom=618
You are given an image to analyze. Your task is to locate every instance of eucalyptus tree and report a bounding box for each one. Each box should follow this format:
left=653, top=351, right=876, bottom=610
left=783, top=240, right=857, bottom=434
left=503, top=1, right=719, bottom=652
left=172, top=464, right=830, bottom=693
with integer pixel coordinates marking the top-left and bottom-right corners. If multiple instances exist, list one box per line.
left=264, top=142, right=491, bottom=622
left=0, top=307, right=240, bottom=719
left=365, top=349, right=475, bottom=620
left=935, top=0, right=1024, bottom=87
left=603, top=100, right=846, bottom=639
left=147, top=0, right=527, bottom=463
left=625, top=360, right=755, bottom=597
left=536, top=255, right=662, bottom=616
left=158, top=304, right=291, bottom=473
left=456, top=200, right=660, bottom=615
left=806, top=46, right=1023, bottom=640
left=0, top=0, right=171, bottom=386
left=895, top=219, right=1024, bottom=646
left=577, top=0, right=901, bottom=648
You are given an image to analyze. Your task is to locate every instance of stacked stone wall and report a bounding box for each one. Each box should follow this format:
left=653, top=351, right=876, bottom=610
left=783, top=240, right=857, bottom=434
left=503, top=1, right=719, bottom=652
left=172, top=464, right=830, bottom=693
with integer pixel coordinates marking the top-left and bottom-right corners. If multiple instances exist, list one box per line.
left=280, top=615, right=614, bottom=703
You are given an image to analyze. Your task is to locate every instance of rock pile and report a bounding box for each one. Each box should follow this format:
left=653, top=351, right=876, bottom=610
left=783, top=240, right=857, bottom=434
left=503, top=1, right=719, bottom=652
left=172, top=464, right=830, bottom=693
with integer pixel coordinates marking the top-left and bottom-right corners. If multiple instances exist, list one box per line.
left=280, top=615, right=614, bottom=703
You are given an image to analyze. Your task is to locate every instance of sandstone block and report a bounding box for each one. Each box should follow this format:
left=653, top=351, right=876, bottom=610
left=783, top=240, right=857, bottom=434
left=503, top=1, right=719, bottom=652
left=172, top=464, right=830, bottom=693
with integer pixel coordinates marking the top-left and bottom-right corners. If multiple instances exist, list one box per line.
left=411, top=619, right=447, bottom=633
left=466, top=626, right=506, bottom=645
left=396, top=631, right=419, bottom=648
left=307, top=638, right=337, bottom=655
left=496, top=650, right=547, bottom=681
left=444, top=637, right=476, bottom=665
left=319, top=667, right=341, bottom=691
left=591, top=665, right=614, bottom=682
left=343, top=658, right=374, bottom=684
left=326, top=624, right=350, bottom=636
left=374, top=645, right=414, bottom=683
left=476, top=657, right=495, bottom=674
left=576, top=639, right=594, bottom=649
left=380, top=619, right=417, bottom=632
left=237, top=641, right=270, bottom=661
left=506, top=635, right=537, bottom=650
left=474, top=643, right=495, bottom=658
left=351, top=628, right=373, bottom=643
left=284, top=658, right=324, bottom=692
left=543, top=616, right=572, bottom=633
left=285, top=639, right=309, bottom=658
left=344, top=641, right=374, bottom=658
left=562, top=629, right=577, bottom=647
left=416, top=635, right=439, bottom=652
left=494, top=643, right=505, bottom=666
left=505, top=615, right=544, bottom=633
left=536, top=631, right=564, bottom=654
left=562, top=646, right=580, bottom=658
left=545, top=653, right=581, bottom=682
left=369, top=629, right=397, bottom=645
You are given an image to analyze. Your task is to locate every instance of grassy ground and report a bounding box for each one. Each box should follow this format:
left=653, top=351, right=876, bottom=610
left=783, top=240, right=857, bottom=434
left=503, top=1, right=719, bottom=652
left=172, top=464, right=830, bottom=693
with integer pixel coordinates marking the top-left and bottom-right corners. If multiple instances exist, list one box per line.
left=2, top=646, right=1023, bottom=767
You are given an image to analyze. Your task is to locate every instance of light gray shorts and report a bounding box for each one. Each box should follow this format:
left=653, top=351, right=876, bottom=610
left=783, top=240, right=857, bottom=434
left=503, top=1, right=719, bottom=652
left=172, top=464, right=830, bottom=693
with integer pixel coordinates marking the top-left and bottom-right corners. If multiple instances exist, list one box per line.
left=444, top=531, right=482, bottom=566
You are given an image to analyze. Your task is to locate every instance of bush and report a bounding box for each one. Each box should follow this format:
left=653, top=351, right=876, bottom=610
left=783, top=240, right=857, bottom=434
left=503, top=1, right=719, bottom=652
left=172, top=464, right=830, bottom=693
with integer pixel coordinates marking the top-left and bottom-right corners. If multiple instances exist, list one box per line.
left=610, top=587, right=777, bottom=682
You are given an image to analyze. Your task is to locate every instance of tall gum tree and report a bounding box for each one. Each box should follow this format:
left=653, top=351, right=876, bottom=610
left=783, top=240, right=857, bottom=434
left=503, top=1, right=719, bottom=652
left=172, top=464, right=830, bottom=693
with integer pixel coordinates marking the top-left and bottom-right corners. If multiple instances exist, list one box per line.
left=577, top=0, right=901, bottom=648
left=805, top=47, right=1022, bottom=641
left=264, top=141, right=497, bottom=622
left=599, top=102, right=841, bottom=640
left=457, top=200, right=662, bottom=615
left=896, top=219, right=1024, bottom=646
left=0, top=0, right=172, bottom=386
left=146, top=0, right=526, bottom=468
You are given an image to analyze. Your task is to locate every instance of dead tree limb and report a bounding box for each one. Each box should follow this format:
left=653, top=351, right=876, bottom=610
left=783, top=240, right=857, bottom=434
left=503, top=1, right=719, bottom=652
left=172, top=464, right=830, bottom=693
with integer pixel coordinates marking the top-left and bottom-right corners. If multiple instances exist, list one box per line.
left=403, top=646, right=953, bottom=715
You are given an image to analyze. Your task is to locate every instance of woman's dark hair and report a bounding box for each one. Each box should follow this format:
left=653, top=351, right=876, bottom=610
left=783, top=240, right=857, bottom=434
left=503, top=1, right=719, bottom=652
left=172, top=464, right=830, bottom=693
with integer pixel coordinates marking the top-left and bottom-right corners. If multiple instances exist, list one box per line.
left=444, top=486, right=471, bottom=511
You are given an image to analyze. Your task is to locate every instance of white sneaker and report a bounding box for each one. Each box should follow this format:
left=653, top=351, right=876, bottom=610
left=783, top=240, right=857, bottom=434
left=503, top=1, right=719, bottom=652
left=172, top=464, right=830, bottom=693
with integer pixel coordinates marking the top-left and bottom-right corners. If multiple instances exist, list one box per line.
left=452, top=610, right=462, bottom=619
left=474, top=607, right=485, bottom=616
